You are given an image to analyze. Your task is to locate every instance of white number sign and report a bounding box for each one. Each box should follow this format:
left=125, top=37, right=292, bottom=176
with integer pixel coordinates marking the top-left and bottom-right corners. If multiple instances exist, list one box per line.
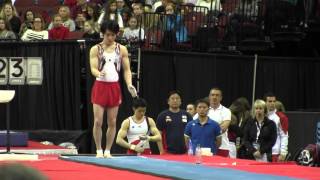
left=0, top=57, right=8, bottom=85
left=26, top=57, right=43, bottom=85
left=9, top=57, right=26, bottom=85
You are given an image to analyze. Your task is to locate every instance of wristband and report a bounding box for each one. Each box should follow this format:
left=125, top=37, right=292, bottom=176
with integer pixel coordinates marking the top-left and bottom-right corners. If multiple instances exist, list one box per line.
left=130, top=144, right=136, bottom=150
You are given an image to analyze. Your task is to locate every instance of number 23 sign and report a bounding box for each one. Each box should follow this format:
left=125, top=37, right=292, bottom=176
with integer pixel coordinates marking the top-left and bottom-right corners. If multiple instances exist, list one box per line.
left=0, top=57, right=43, bottom=85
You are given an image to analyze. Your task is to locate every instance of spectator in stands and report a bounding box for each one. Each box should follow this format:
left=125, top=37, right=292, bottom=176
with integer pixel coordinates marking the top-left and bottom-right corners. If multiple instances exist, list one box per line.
left=184, top=98, right=222, bottom=154
left=243, top=99, right=277, bottom=162
left=228, top=97, right=251, bottom=158
left=116, top=0, right=130, bottom=25
left=164, top=3, right=188, bottom=42
left=83, top=20, right=100, bottom=39
left=85, top=3, right=100, bottom=32
left=186, top=103, right=196, bottom=117
left=116, top=98, right=161, bottom=155
left=0, top=17, right=16, bottom=39
left=19, top=10, right=34, bottom=36
left=194, top=87, right=232, bottom=157
left=123, top=16, right=144, bottom=41
left=48, top=6, right=76, bottom=32
left=0, top=3, right=20, bottom=35
left=49, top=14, right=70, bottom=40
left=21, top=15, right=48, bottom=41
left=75, top=12, right=87, bottom=31
left=87, top=3, right=100, bottom=22
left=98, top=0, right=124, bottom=30
left=156, top=90, right=193, bottom=154
left=265, top=92, right=289, bottom=162
left=132, top=2, right=144, bottom=27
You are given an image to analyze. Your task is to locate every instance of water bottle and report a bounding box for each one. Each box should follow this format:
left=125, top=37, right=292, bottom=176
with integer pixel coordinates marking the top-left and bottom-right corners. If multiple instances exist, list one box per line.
left=195, top=144, right=202, bottom=164
left=187, top=140, right=193, bottom=156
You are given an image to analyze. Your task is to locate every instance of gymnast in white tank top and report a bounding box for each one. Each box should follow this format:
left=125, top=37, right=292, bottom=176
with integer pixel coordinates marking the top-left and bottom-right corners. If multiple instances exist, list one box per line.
left=127, top=116, right=150, bottom=149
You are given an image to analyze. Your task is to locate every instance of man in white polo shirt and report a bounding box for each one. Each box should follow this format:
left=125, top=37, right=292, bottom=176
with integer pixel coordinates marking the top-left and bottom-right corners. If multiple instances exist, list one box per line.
left=264, top=92, right=288, bottom=162
left=194, top=88, right=231, bottom=157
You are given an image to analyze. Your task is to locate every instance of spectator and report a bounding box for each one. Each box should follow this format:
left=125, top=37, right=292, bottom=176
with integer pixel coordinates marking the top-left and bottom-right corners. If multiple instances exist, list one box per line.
left=132, top=2, right=144, bottom=27
left=184, top=98, right=222, bottom=154
left=264, top=92, right=289, bottom=162
left=48, top=6, right=76, bottom=32
left=123, top=16, right=144, bottom=40
left=49, top=14, right=70, bottom=40
left=116, top=0, right=130, bottom=25
left=228, top=97, right=251, bottom=158
left=156, top=90, right=193, bottom=154
left=164, top=3, right=188, bottom=42
left=19, top=10, right=34, bottom=36
left=87, top=3, right=100, bottom=22
left=243, top=99, right=277, bottom=162
left=83, top=20, right=100, bottom=39
left=98, top=0, right=124, bottom=29
left=186, top=103, right=196, bottom=117
left=0, top=3, right=20, bottom=35
left=75, top=12, right=87, bottom=31
left=21, top=15, right=48, bottom=41
left=86, top=3, right=100, bottom=32
left=116, top=98, right=161, bottom=155
left=194, top=87, right=232, bottom=157
left=0, top=17, right=16, bottom=39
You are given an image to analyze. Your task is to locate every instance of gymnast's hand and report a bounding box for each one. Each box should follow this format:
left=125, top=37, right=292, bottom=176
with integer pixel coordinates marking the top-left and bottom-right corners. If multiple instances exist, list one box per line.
left=128, top=84, right=137, bottom=97
left=134, top=145, right=145, bottom=153
left=99, top=71, right=105, bottom=78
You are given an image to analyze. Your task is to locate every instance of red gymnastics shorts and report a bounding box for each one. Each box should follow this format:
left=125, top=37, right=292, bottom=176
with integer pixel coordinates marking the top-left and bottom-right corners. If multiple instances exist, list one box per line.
left=91, top=81, right=122, bottom=108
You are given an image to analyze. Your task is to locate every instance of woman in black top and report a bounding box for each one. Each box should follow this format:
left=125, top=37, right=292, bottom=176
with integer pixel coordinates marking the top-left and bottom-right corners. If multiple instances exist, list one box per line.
left=228, top=97, right=251, bottom=158
left=0, top=3, right=21, bottom=35
left=243, top=99, right=277, bottom=162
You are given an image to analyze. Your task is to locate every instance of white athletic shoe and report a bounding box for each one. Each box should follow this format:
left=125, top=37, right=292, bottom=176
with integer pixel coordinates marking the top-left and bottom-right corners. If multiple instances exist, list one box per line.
left=96, top=150, right=103, bottom=158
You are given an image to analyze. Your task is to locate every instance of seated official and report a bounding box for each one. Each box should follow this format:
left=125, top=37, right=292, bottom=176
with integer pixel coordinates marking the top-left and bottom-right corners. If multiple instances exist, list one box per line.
left=184, top=98, right=222, bottom=154
left=243, top=99, right=277, bottom=162
left=116, top=98, right=161, bottom=155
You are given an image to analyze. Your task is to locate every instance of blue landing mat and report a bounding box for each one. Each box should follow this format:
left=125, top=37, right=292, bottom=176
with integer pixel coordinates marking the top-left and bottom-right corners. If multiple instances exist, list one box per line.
left=59, top=156, right=299, bottom=180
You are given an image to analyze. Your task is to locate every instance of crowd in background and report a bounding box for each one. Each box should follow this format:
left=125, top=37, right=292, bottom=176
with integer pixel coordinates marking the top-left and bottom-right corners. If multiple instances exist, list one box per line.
left=1, top=0, right=299, bottom=43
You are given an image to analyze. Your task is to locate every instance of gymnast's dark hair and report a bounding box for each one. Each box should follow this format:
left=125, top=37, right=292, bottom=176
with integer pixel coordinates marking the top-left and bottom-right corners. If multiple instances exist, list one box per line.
left=100, top=20, right=120, bottom=34
left=132, top=98, right=147, bottom=109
